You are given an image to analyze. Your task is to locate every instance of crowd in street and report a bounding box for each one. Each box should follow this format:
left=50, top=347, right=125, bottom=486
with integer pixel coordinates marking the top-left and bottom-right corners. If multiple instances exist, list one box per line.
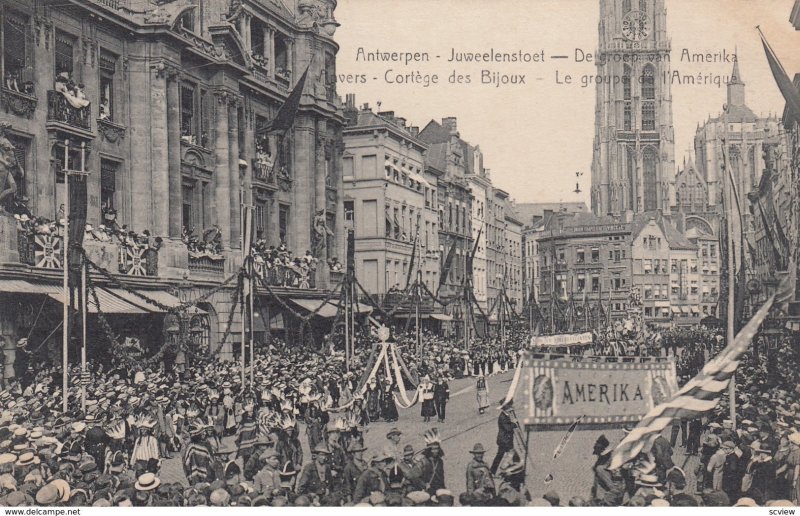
left=2, top=316, right=800, bottom=507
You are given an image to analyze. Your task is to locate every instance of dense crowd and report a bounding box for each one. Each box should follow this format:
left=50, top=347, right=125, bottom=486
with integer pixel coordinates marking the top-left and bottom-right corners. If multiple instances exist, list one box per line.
left=0, top=329, right=531, bottom=507
left=3, top=312, right=800, bottom=507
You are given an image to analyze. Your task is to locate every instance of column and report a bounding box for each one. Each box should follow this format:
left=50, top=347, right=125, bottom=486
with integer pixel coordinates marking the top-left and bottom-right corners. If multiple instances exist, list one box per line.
left=213, top=91, right=231, bottom=248
left=315, top=120, right=327, bottom=259
left=166, top=69, right=182, bottom=238
left=267, top=29, right=274, bottom=76
left=270, top=197, right=279, bottom=247
left=150, top=66, right=170, bottom=236
left=228, top=97, right=241, bottom=250
left=334, top=137, right=346, bottom=263
left=293, top=118, right=315, bottom=253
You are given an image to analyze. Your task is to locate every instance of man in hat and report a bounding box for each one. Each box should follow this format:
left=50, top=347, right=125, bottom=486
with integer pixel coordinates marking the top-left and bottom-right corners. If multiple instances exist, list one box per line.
left=253, top=447, right=281, bottom=498
left=433, top=375, right=450, bottom=424
left=386, top=428, right=402, bottom=461
left=465, top=443, right=495, bottom=498
left=342, top=441, right=368, bottom=502
left=182, top=424, right=215, bottom=486
left=591, top=435, right=625, bottom=506
left=296, top=443, right=333, bottom=500
left=490, top=399, right=516, bottom=475
left=352, top=449, right=392, bottom=503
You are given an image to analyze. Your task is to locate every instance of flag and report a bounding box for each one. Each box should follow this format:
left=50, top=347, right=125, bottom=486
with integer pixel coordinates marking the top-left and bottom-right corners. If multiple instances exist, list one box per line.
left=467, top=223, right=483, bottom=278
left=67, top=173, right=88, bottom=278
left=608, top=276, right=789, bottom=470
left=757, top=200, right=785, bottom=271
left=242, top=205, right=254, bottom=297
left=404, top=231, right=418, bottom=291
left=758, top=27, right=800, bottom=120
left=264, top=66, right=310, bottom=137
left=438, top=239, right=457, bottom=287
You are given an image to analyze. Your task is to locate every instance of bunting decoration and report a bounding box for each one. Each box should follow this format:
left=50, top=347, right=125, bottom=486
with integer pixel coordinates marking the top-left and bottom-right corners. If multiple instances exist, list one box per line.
left=608, top=275, right=791, bottom=470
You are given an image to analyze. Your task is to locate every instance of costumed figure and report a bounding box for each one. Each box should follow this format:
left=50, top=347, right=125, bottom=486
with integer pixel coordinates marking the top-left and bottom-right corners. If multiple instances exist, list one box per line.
left=476, top=374, right=490, bottom=414
left=419, top=376, right=436, bottom=423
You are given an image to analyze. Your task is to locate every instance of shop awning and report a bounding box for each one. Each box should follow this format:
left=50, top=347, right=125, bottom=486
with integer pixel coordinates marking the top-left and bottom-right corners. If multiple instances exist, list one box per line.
left=670, top=306, right=681, bottom=314
left=690, top=306, right=700, bottom=314
left=408, top=171, right=431, bottom=188
left=48, top=287, right=151, bottom=314
left=680, top=306, right=690, bottom=314
left=430, top=313, right=453, bottom=321
left=289, top=298, right=339, bottom=318
left=0, top=279, right=59, bottom=295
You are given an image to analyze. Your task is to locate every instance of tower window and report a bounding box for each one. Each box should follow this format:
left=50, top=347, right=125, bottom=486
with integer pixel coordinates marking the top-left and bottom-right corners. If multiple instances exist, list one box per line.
left=643, top=148, right=658, bottom=211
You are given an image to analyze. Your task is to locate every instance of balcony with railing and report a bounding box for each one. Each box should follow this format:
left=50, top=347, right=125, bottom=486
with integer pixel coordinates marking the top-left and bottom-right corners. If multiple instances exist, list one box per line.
left=253, top=261, right=316, bottom=289
left=1, top=86, right=37, bottom=119
left=47, top=90, right=91, bottom=132
left=188, top=253, right=225, bottom=274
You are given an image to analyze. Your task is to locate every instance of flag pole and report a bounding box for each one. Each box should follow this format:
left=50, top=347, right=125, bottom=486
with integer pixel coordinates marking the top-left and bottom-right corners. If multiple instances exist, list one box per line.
left=240, top=196, right=246, bottom=388
left=723, top=134, right=737, bottom=429
left=62, top=140, right=70, bottom=413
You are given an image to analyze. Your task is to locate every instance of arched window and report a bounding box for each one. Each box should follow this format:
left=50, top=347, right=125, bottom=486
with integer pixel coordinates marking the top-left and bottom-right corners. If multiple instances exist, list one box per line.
left=190, top=315, right=211, bottom=352
left=643, top=147, right=658, bottom=211
left=641, top=65, right=656, bottom=131
left=624, top=0, right=632, bottom=13
left=627, top=147, right=636, bottom=208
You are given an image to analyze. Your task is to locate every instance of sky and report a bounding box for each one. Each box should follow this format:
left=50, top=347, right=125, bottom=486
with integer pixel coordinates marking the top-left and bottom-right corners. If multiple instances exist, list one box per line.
left=333, top=0, right=800, bottom=206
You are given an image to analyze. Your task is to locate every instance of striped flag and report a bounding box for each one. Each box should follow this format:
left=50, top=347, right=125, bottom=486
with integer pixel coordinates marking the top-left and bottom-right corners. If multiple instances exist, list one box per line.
left=552, top=415, right=584, bottom=460
left=608, top=276, right=790, bottom=470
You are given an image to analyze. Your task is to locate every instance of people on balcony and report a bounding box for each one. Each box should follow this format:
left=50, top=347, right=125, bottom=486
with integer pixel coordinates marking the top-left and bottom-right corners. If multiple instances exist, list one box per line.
left=54, top=72, right=91, bottom=110
left=328, top=257, right=343, bottom=272
left=4, top=70, right=33, bottom=95
left=182, top=226, right=223, bottom=258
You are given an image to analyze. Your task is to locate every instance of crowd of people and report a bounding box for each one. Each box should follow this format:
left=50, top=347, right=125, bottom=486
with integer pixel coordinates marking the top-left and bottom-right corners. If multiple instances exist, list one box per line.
left=3, top=305, right=800, bottom=507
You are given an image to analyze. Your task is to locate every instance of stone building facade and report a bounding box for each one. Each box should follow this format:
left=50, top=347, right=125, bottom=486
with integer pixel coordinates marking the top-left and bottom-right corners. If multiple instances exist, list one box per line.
left=341, top=97, right=440, bottom=299
left=0, top=0, right=345, bottom=374
left=590, top=0, right=676, bottom=216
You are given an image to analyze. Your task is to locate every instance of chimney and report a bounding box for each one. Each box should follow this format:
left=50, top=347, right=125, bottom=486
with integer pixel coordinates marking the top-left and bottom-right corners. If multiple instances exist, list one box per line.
left=410, top=126, right=419, bottom=136
left=378, top=110, right=395, bottom=120
left=345, top=93, right=355, bottom=110
left=442, top=117, right=458, bottom=135
left=395, top=117, right=406, bottom=128
left=362, top=103, right=370, bottom=111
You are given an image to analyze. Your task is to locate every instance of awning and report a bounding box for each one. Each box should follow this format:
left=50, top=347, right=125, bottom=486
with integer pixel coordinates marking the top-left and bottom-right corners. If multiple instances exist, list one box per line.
left=430, top=313, right=453, bottom=321
left=690, top=306, right=700, bottom=315
left=680, top=306, right=690, bottom=314
left=289, top=298, right=339, bottom=318
left=670, top=306, right=681, bottom=314
left=408, top=171, right=431, bottom=188
left=48, top=287, right=151, bottom=314
left=0, top=279, right=59, bottom=295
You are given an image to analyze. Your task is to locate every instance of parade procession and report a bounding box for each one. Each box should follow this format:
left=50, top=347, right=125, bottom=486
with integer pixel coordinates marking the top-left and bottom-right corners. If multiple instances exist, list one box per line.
left=4, top=0, right=800, bottom=511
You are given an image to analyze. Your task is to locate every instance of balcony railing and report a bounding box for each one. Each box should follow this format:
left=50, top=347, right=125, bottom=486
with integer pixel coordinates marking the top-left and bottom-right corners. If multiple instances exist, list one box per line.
left=47, top=91, right=91, bottom=131
left=188, top=254, right=225, bottom=274
left=253, top=262, right=316, bottom=289
left=1, top=87, right=37, bottom=119
left=118, top=244, right=158, bottom=276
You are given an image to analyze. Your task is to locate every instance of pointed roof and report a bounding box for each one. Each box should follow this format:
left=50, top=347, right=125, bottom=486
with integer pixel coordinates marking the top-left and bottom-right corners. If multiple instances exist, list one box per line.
left=730, top=57, right=744, bottom=85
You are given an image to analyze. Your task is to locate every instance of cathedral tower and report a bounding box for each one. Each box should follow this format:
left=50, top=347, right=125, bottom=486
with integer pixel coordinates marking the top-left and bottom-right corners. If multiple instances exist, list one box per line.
left=590, top=0, right=676, bottom=216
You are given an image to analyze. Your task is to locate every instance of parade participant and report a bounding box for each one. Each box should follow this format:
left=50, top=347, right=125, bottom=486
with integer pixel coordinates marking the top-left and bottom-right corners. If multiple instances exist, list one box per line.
left=129, top=416, right=159, bottom=474
left=206, top=390, right=224, bottom=444
left=490, top=399, right=516, bottom=475
left=182, top=424, right=215, bottom=486
left=397, top=444, right=425, bottom=493
left=253, top=448, right=281, bottom=497
left=366, top=378, right=381, bottom=422
left=296, top=443, right=333, bottom=500
left=651, top=432, right=674, bottom=483
left=591, top=435, right=625, bottom=506
left=235, top=398, right=259, bottom=465
left=465, top=443, right=495, bottom=498
left=341, top=441, right=368, bottom=502
left=385, top=428, right=403, bottom=461
left=418, top=429, right=445, bottom=495
left=275, top=461, right=298, bottom=503
left=419, top=376, right=436, bottom=423
left=381, top=380, right=399, bottom=422
left=352, top=449, right=391, bottom=503
left=476, top=374, right=490, bottom=414
left=434, top=375, right=450, bottom=423
left=154, top=396, right=175, bottom=460
left=222, top=383, right=237, bottom=436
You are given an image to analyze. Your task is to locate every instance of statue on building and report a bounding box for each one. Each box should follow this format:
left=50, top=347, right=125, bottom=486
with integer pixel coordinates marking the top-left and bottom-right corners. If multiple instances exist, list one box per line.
left=311, top=209, right=333, bottom=257
left=0, top=123, right=24, bottom=215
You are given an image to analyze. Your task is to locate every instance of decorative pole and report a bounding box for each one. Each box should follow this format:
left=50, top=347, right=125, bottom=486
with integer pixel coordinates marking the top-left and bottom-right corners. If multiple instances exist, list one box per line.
left=62, top=140, right=70, bottom=413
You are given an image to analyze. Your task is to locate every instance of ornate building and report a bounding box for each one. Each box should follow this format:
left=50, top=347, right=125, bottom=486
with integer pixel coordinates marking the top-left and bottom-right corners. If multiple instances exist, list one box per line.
left=590, top=0, right=676, bottom=216
left=690, top=60, right=782, bottom=238
left=0, top=0, right=345, bottom=374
